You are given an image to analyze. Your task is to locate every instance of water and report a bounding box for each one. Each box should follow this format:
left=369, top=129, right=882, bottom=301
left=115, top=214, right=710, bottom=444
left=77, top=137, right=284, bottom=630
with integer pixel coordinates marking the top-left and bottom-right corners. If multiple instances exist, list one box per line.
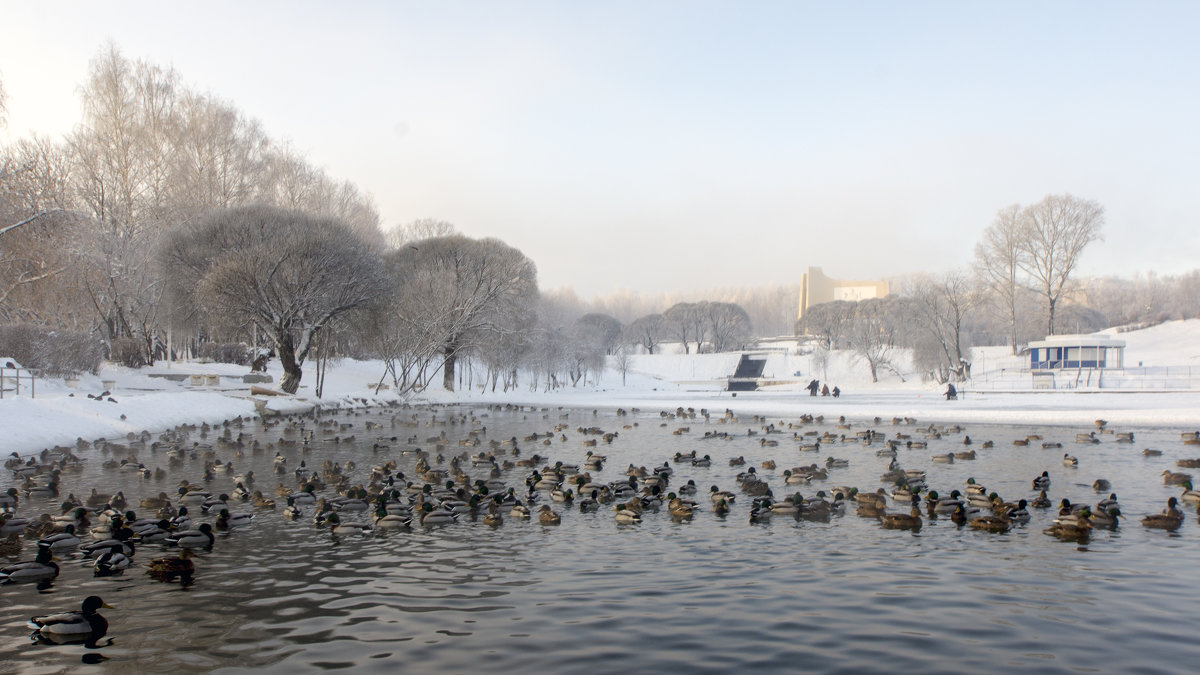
left=3, top=405, right=1199, bottom=674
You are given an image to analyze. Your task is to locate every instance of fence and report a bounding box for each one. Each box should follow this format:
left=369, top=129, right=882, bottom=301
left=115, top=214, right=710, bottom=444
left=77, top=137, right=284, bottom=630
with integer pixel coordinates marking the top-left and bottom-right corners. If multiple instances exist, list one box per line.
left=0, top=366, right=36, bottom=398
left=966, top=366, right=1200, bottom=392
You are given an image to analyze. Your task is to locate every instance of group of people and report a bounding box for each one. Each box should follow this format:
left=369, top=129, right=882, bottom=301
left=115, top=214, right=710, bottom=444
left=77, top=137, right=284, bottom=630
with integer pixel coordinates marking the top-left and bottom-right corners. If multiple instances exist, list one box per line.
left=805, top=379, right=839, bottom=398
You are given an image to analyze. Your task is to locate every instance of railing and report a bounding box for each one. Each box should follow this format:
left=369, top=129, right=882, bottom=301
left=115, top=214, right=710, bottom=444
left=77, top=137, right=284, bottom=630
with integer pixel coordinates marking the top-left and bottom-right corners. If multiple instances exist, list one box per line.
left=965, top=365, right=1200, bottom=392
left=0, top=366, right=37, bottom=399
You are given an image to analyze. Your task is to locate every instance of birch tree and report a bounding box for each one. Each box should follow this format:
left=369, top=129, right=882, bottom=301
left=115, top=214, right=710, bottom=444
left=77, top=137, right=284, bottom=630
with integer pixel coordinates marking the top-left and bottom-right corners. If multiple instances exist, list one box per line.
left=1016, top=194, right=1104, bottom=336
left=975, top=204, right=1027, bottom=354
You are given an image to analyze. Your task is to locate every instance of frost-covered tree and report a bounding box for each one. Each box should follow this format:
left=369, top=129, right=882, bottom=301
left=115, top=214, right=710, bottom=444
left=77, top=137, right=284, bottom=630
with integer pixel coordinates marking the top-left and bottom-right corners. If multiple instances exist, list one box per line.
left=160, top=205, right=388, bottom=393
left=387, top=235, right=537, bottom=391
left=623, top=313, right=665, bottom=354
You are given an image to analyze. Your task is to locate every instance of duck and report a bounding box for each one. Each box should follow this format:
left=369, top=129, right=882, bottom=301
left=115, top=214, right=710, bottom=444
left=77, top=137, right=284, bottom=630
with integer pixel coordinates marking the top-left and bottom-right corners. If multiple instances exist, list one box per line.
left=167, top=523, right=215, bottom=548
left=0, top=546, right=59, bottom=584
left=147, top=552, right=195, bottom=583
left=283, top=497, right=303, bottom=519
left=614, top=504, right=641, bottom=524
left=1141, top=497, right=1184, bottom=530
left=538, top=505, right=562, bottom=525
left=1062, top=454, right=1079, bottom=467
left=1002, top=499, right=1031, bottom=524
left=1089, top=506, right=1121, bottom=529
left=881, top=496, right=922, bottom=531
left=38, top=524, right=80, bottom=551
left=215, top=509, right=254, bottom=530
left=28, top=596, right=111, bottom=644
left=1178, top=482, right=1200, bottom=505
left=93, top=544, right=133, bottom=576
left=1046, top=512, right=1093, bottom=540
left=709, top=486, right=736, bottom=504
left=1031, top=490, right=1052, bottom=508
left=1032, top=471, right=1051, bottom=490
left=327, top=514, right=373, bottom=536
left=1163, top=470, right=1194, bottom=486
left=969, top=514, right=1012, bottom=533
left=419, top=502, right=456, bottom=526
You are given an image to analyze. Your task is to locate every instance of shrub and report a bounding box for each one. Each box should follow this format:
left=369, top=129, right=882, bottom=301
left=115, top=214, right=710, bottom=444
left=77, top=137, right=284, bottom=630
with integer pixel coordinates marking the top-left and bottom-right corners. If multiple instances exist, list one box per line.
left=0, top=324, right=106, bottom=377
left=109, top=337, right=148, bottom=368
left=197, top=342, right=250, bottom=365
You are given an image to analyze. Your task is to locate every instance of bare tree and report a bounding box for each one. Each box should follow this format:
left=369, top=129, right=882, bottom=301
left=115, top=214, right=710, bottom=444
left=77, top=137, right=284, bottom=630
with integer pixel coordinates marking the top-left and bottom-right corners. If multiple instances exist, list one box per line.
left=387, top=235, right=537, bottom=391
left=160, top=205, right=388, bottom=393
left=975, top=204, right=1027, bottom=353
left=613, top=346, right=632, bottom=386
left=574, top=313, right=622, bottom=355
left=799, top=299, right=856, bottom=349
left=845, top=297, right=904, bottom=383
left=906, top=270, right=977, bottom=382
left=623, top=313, right=665, bottom=354
left=703, top=301, right=753, bottom=352
left=1016, top=194, right=1105, bottom=336
left=385, top=218, right=456, bottom=249
left=664, top=302, right=705, bottom=354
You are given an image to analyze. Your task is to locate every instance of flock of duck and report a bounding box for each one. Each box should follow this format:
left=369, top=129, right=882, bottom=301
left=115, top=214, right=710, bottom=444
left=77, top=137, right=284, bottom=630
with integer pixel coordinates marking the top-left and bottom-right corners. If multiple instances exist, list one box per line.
left=3, top=402, right=1199, bottom=647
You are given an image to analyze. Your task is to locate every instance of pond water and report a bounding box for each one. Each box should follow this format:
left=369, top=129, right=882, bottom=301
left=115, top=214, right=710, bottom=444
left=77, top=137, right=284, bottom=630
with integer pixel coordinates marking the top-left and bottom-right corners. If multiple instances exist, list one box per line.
left=2, top=404, right=1199, bottom=674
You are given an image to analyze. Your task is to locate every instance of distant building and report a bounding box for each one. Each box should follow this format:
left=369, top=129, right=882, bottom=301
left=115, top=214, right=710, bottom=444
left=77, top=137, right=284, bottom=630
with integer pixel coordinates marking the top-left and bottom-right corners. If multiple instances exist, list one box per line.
left=1026, top=334, right=1126, bottom=370
left=796, top=266, right=890, bottom=331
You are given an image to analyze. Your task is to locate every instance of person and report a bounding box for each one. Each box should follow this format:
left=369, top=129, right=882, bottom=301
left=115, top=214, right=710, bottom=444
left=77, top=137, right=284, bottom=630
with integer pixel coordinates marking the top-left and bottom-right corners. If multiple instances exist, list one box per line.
left=821, top=384, right=830, bottom=397
left=807, top=379, right=820, bottom=397
left=945, top=383, right=957, bottom=400
left=832, top=386, right=840, bottom=398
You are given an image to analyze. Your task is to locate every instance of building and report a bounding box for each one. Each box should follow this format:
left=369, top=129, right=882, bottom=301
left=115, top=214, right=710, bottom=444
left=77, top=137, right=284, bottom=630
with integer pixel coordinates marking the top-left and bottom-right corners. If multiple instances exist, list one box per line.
left=1026, top=334, right=1126, bottom=370
left=796, top=266, right=890, bottom=331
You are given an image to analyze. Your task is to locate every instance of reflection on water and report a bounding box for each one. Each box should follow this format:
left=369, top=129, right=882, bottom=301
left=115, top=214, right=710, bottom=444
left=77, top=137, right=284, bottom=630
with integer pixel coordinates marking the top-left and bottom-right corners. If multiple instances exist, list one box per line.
left=3, top=405, right=1200, bottom=673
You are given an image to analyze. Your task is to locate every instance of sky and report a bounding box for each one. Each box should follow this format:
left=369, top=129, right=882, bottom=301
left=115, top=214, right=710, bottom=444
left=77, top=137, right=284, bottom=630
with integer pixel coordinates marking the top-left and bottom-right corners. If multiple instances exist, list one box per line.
left=2, top=0, right=1199, bottom=298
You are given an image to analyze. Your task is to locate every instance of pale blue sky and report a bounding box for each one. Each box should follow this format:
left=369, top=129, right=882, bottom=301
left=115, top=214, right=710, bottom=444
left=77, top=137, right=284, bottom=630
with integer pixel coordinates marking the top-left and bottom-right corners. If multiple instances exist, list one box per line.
left=2, top=1, right=1198, bottom=297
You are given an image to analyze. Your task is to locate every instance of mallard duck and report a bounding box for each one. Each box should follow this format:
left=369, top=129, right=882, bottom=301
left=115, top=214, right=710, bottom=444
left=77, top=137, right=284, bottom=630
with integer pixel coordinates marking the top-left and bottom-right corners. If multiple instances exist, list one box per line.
left=1003, top=499, right=1031, bottom=523
left=1090, top=506, right=1121, bottom=529
left=538, top=505, right=562, bottom=525
left=167, top=523, right=215, bottom=548
left=1141, top=497, right=1184, bottom=530
left=614, top=504, right=641, bottom=523
left=28, top=596, right=111, bottom=644
left=419, top=502, right=456, bottom=526
left=509, top=503, right=531, bottom=519
left=1162, top=470, right=1192, bottom=486
left=1031, top=490, right=1052, bottom=508
left=147, top=551, right=195, bottom=583
left=1032, top=471, right=1051, bottom=490
left=93, top=544, right=132, bottom=576
left=1178, top=482, right=1200, bottom=504
left=881, top=496, right=922, bottom=531
left=970, top=515, right=1012, bottom=533
left=215, top=509, right=253, bottom=530
left=38, top=524, right=80, bottom=551
left=1046, top=512, right=1092, bottom=540
left=1062, top=454, right=1079, bottom=467
left=0, top=546, right=59, bottom=584
left=327, top=514, right=373, bottom=536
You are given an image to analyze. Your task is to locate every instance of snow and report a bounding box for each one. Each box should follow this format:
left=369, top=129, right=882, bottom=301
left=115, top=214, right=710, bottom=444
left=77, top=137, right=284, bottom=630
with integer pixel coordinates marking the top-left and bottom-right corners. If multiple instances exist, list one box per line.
left=4, top=320, right=1200, bottom=457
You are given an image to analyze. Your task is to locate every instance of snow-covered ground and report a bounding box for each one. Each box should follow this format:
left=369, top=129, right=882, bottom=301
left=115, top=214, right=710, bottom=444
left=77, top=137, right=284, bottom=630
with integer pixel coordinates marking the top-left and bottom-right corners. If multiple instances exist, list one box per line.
left=3, top=320, right=1200, bottom=456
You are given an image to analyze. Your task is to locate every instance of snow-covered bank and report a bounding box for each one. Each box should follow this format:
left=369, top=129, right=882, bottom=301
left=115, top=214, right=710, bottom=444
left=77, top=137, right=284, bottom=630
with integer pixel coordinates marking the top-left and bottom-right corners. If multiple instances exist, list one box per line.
left=4, top=320, right=1200, bottom=456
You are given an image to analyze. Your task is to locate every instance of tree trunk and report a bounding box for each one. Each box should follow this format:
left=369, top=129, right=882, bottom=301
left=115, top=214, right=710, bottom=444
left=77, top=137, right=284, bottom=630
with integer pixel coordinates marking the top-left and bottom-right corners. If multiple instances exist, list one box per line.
left=1047, top=297, right=1057, bottom=336
left=442, top=346, right=457, bottom=391
left=277, top=336, right=303, bottom=394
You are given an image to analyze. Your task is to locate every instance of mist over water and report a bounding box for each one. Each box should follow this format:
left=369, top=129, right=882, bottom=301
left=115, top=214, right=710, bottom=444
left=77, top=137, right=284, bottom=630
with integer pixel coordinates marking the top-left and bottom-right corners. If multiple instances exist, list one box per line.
left=3, top=405, right=1199, bottom=674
